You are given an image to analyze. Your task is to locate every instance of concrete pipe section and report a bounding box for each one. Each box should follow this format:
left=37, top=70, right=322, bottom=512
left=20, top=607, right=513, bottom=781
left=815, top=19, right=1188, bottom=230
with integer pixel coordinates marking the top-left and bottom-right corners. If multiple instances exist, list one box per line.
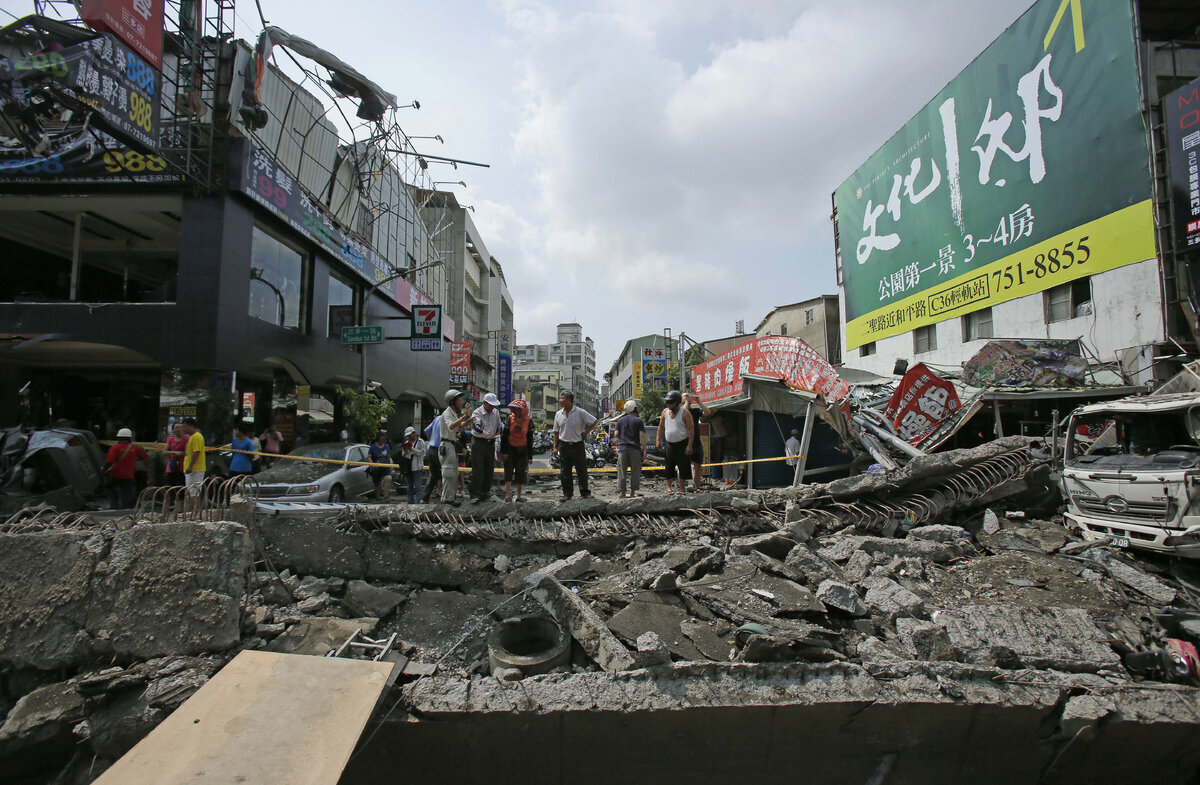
left=487, top=614, right=571, bottom=677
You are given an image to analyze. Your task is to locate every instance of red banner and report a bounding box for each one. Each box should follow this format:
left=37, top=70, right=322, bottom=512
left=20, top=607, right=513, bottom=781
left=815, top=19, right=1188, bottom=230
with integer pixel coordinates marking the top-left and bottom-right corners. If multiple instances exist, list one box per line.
left=450, top=342, right=472, bottom=386
left=82, top=0, right=164, bottom=69
left=689, top=336, right=849, bottom=403
left=883, top=363, right=962, bottom=446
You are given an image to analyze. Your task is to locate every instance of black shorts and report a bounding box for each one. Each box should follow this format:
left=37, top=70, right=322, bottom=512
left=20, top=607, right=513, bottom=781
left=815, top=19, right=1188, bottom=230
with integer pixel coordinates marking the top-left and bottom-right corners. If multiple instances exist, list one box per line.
left=690, top=438, right=704, bottom=465
left=165, top=471, right=185, bottom=486
left=665, top=440, right=692, bottom=481
left=503, top=452, right=529, bottom=484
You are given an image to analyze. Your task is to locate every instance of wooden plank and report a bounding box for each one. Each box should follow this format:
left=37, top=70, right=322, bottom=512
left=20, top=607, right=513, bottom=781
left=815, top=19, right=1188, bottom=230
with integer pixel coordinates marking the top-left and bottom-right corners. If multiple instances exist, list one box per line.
left=94, top=650, right=395, bottom=785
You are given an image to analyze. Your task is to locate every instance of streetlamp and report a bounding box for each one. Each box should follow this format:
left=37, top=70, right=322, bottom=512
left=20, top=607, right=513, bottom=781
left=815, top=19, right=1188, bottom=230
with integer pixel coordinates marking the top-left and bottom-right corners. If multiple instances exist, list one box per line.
left=358, top=259, right=445, bottom=392
left=409, top=134, right=443, bottom=144
left=433, top=180, right=466, bottom=188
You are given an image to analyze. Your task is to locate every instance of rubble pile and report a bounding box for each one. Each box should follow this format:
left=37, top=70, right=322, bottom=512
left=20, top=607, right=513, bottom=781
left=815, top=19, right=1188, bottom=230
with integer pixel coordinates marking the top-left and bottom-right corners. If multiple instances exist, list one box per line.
left=2, top=438, right=1199, bottom=783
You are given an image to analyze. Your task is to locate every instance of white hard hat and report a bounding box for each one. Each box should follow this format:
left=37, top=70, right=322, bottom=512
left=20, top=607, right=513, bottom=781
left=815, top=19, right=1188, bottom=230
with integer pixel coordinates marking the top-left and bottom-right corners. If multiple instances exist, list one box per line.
left=116, top=428, right=133, bottom=439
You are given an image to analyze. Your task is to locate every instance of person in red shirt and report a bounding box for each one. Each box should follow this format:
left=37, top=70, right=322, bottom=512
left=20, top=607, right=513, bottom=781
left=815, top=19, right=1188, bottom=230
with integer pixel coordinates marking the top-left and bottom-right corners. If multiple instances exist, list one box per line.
left=104, top=428, right=149, bottom=509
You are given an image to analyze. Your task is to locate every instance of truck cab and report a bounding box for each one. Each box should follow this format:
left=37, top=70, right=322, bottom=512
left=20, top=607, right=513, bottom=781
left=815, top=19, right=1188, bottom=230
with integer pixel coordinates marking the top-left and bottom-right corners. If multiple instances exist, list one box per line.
left=1062, top=393, right=1200, bottom=557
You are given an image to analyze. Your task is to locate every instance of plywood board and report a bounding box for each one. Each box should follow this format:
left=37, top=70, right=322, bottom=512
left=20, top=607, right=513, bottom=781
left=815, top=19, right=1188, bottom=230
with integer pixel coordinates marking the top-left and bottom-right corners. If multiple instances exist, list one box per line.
left=94, top=650, right=396, bottom=785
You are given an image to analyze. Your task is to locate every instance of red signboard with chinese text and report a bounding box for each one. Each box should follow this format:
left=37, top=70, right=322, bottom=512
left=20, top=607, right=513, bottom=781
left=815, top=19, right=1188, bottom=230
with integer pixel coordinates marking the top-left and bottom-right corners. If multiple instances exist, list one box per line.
left=883, top=363, right=961, bottom=446
left=450, top=342, right=472, bottom=386
left=82, top=0, right=164, bottom=70
left=689, top=336, right=849, bottom=404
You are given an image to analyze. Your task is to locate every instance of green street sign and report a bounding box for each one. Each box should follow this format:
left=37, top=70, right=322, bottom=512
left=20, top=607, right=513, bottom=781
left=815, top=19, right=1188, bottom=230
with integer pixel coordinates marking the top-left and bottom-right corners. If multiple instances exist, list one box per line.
left=341, top=325, right=383, bottom=344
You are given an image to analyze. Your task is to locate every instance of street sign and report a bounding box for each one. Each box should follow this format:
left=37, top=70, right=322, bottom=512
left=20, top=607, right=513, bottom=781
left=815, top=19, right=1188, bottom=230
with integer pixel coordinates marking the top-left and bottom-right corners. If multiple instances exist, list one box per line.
left=411, top=338, right=442, bottom=351
left=341, top=325, right=383, bottom=344
left=412, top=305, right=442, bottom=337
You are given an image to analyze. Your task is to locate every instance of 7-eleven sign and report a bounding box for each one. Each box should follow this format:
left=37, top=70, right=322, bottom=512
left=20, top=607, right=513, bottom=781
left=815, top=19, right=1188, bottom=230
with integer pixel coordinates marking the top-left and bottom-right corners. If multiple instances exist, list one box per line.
left=413, top=305, right=442, bottom=337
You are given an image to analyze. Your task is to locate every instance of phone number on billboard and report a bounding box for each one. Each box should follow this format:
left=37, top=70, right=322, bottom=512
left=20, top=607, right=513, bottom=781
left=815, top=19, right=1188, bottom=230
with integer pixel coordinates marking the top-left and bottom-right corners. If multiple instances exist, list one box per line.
left=988, top=236, right=1091, bottom=294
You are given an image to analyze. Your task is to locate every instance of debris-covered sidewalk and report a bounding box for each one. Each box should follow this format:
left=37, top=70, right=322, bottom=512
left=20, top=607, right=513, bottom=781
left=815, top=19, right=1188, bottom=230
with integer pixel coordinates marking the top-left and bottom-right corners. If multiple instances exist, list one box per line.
left=2, top=438, right=1199, bottom=783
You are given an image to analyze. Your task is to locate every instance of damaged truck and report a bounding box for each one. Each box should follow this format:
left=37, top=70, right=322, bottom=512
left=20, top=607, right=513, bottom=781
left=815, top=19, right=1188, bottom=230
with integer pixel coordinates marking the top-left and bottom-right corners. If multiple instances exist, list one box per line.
left=1063, top=393, right=1200, bottom=557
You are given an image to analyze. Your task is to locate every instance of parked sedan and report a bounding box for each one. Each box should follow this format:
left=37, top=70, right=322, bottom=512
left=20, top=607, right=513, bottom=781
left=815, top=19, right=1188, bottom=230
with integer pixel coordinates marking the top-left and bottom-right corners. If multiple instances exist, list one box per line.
left=248, top=443, right=374, bottom=502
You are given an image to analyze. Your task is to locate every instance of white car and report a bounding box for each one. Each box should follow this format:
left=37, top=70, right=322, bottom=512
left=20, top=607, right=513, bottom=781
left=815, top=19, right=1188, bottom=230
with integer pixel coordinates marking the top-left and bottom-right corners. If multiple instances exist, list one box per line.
left=249, top=443, right=375, bottom=502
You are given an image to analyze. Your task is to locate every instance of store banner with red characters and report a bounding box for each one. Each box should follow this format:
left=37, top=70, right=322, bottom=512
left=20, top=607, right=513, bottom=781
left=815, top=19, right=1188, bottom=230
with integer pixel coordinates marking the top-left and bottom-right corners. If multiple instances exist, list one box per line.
left=449, top=342, right=471, bottom=386
left=689, top=336, right=849, bottom=404
left=883, top=363, right=962, bottom=446
left=82, top=0, right=165, bottom=70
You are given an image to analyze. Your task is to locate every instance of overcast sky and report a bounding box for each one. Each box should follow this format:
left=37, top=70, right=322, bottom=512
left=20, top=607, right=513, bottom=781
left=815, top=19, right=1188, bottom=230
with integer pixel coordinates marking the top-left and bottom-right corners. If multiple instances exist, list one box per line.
left=6, top=0, right=1037, bottom=374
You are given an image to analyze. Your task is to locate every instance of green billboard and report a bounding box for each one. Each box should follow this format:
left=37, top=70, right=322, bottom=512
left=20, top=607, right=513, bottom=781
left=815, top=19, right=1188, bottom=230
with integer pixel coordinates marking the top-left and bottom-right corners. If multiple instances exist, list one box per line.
left=835, top=0, right=1155, bottom=351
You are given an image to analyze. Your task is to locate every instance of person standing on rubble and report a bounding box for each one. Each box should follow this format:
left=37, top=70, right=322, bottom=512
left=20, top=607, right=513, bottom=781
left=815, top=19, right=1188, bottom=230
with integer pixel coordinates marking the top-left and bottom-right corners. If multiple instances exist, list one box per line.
left=685, top=392, right=712, bottom=492
left=553, top=390, right=597, bottom=501
left=103, top=428, right=149, bottom=509
left=367, top=430, right=394, bottom=500
left=616, top=400, right=646, bottom=498
left=438, top=389, right=473, bottom=506
left=181, top=417, right=206, bottom=512
left=469, top=393, right=503, bottom=503
left=499, top=399, right=533, bottom=502
left=399, top=426, right=428, bottom=504
left=163, top=421, right=187, bottom=487
left=228, top=425, right=255, bottom=478
left=657, top=390, right=694, bottom=494
left=422, top=415, right=441, bottom=503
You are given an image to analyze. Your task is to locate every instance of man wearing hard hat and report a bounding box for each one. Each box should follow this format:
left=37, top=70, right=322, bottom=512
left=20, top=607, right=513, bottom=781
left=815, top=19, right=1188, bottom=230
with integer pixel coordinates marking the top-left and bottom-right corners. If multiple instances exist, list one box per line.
left=103, top=428, right=149, bottom=509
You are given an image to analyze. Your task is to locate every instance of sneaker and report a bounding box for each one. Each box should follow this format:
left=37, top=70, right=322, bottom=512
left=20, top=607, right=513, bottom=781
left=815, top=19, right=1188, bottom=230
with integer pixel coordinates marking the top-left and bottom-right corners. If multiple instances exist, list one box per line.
left=559, top=495, right=572, bottom=502
left=489, top=495, right=505, bottom=503
left=516, top=497, right=526, bottom=502
left=580, top=493, right=593, bottom=500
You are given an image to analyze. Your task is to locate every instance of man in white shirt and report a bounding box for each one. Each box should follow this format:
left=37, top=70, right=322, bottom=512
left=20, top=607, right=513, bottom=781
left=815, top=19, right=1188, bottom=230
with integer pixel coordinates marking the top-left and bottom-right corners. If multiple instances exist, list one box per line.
left=552, top=390, right=597, bottom=501
left=438, top=389, right=473, bottom=506
left=785, top=429, right=802, bottom=467
left=470, top=393, right=503, bottom=503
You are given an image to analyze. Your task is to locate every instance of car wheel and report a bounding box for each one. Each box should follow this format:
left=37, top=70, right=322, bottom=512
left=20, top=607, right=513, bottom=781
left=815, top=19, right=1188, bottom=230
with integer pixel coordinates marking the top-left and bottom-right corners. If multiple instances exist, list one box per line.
left=329, top=485, right=346, bottom=503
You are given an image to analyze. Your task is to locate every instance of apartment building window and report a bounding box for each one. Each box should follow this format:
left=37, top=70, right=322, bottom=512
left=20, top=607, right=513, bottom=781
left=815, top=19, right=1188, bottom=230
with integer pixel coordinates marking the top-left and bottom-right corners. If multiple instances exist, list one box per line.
left=860, top=342, right=876, bottom=357
left=1045, top=277, right=1092, bottom=323
left=913, top=324, right=937, bottom=354
left=805, top=309, right=814, bottom=325
left=250, top=226, right=307, bottom=331
left=779, top=323, right=788, bottom=336
left=962, top=308, right=993, bottom=341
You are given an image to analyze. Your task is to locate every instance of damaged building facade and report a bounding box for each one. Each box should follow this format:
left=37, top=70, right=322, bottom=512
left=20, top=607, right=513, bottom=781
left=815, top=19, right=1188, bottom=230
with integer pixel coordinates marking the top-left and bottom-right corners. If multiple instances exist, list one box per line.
left=0, top=11, right=459, bottom=444
left=833, top=0, right=1200, bottom=393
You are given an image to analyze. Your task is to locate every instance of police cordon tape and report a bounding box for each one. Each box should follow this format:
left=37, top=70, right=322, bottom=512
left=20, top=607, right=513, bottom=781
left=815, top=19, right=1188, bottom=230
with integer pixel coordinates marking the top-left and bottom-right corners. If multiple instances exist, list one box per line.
left=105, top=441, right=801, bottom=475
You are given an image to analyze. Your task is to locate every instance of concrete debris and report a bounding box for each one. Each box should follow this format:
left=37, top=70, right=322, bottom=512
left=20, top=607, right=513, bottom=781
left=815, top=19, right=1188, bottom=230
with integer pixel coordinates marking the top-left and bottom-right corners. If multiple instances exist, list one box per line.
left=783, top=544, right=847, bottom=586
left=907, top=524, right=970, bottom=544
left=635, top=631, right=673, bottom=666
left=982, top=509, right=1000, bottom=534
left=729, top=532, right=795, bottom=560
left=861, top=574, right=925, bottom=623
left=1086, top=552, right=1178, bottom=605
left=342, top=579, right=405, bottom=618
left=0, top=522, right=250, bottom=669
left=662, top=545, right=706, bottom=572
left=933, top=605, right=1121, bottom=673
left=817, top=534, right=961, bottom=564
left=531, top=574, right=638, bottom=673
left=266, top=617, right=379, bottom=656
left=815, top=580, right=868, bottom=617
left=896, top=618, right=959, bottom=661
left=540, top=550, right=596, bottom=581
left=608, top=592, right=708, bottom=662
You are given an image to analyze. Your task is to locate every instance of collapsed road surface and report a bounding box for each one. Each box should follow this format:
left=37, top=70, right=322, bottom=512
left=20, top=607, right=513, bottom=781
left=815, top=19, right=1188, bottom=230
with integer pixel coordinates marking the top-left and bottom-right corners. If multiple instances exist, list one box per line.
left=2, top=438, right=1199, bottom=784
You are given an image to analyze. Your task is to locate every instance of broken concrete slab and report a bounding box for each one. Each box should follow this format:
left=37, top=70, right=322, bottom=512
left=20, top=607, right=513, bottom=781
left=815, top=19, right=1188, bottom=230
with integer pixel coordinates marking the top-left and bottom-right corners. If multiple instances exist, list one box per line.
left=817, top=534, right=960, bottom=564
left=1086, top=553, right=1177, bottom=605
left=933, top=605, right=1120, bottom=673
left=663, top=545, right=706, bottom=572
left=896, top=618, right=959, bottom=661
left=680, top=618, right=731, bottom=661
left=530, top=575, right=637, bottom=673
left=343, top=580, right=405, bottom=619
left=387, top=590, right=495, bottom=659
left=540, top=550, right=596, bottom=581
left=729, top=532, right=795, bottom=561
left=0, top=680, right=84, bottom=766
left=842, top=550, right=874, bottom=583
left=689, top=560, right=825, bottom=616
left=907, top=525, right=970, bottom=544
left=608, top=592, right=706, bottom=662
left=0, top=522, right=250, bottom=669
left=265, top=617, right=379, bottom=656
left=815, top=580, right=867, bottom=617
left=635, top=632, right=672, bottom=666
left=783, top=544, right=847, bottom=586
left=861, top=575, right=925, bottom=623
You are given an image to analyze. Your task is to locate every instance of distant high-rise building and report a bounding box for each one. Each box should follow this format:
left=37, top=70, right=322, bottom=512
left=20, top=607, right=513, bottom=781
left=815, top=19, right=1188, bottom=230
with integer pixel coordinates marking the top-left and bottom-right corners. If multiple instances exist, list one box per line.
left=514, top=322, right=598, bottom=414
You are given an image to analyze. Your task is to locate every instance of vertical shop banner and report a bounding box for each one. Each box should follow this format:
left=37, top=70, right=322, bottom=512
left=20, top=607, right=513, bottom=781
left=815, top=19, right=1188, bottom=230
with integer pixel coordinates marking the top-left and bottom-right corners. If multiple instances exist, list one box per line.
left=883, top=364, right=962, bottom=445
left=835, top=0, right=1155, bottom=350
left=689, top=336, right=849, bottom=404
left=82, top=0, right=165, bottom=70
left=497, top=332, right=513, bottom=404
left=641, top=346, right=669, bottom=391
left=449, top=342, right=472, bottom=386
left=1164, top=77, right=1200, bottom=251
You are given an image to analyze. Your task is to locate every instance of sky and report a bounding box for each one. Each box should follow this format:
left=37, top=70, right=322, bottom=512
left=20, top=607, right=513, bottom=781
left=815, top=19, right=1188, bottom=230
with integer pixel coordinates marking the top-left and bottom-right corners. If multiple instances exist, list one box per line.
left=4, top=0, right=1037, bottom=375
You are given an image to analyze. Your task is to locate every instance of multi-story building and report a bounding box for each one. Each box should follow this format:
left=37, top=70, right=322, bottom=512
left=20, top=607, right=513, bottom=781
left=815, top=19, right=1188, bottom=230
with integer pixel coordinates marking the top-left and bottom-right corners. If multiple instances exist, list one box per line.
left=606, top=334, right=680, bottom=410
left=415, top=191, right=515, bottom=399
left=515, top=323, right=598, bottom=413
left=833, top=0, right=1200, bottom=387
left=754, top=295, right=841, bottom=364
left=512, top=364, right=574, bottom=423
left=0, top=14, right=455, bottom=446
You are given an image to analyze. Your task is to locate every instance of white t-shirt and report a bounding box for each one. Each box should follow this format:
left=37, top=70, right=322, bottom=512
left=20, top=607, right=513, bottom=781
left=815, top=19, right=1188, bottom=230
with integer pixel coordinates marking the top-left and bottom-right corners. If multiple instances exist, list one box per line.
left=785, top=436, right=801, bottom=466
